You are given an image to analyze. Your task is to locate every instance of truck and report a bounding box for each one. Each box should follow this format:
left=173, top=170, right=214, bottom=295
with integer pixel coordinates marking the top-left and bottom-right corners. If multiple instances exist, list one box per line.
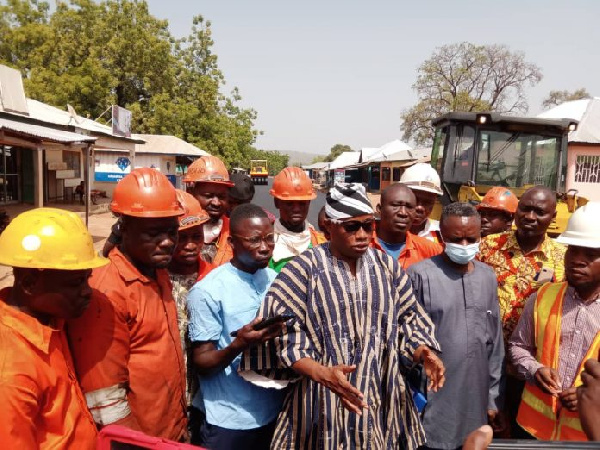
left=249, top=160, right=269, bottom=185
left=430, top=112, right=585, bottom=235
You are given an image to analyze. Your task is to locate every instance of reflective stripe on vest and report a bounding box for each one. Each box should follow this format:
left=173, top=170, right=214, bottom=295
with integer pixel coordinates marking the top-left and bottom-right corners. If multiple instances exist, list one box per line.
left=518, top=282, right=600, bottom=441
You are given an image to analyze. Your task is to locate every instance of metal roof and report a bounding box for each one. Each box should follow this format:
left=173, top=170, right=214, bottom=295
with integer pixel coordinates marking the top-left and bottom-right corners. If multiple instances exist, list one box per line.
left=0, top=117, right=96, bottom=144
left=134, top=134, right=209, bottom=157
left=302, top=161, right=330, bottom=170
left=328, top=151, right=361, bottom=170
left=538, top=98, right=600, bottom=144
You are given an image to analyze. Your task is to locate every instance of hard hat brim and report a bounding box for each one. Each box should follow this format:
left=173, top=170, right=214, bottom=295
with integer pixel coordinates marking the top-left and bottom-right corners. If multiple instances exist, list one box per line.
left=405, top=184, right=443, bottom=196
left=179, top=217, right=210, bottom=230
left=270, top=189, right=317, bottom=201
left=110, top=207, right=185, bottom=218
left=555, top=234, right=600, bottom=248
left=0, top=253, right=109, bottom=270
left=183, top=178, right=235, bottom=187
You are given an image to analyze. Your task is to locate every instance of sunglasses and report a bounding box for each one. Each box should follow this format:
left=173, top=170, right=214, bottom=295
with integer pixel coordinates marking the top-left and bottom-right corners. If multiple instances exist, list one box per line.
left=339, top=220, right=374, bottom=233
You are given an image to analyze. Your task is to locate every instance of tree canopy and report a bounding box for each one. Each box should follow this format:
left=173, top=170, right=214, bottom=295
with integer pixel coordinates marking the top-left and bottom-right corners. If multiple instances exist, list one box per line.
left=0, top=0, right=278, bottom=167
left=542, top=88, right=591, bottom=109
left=401, top=42, right=542, bottom=146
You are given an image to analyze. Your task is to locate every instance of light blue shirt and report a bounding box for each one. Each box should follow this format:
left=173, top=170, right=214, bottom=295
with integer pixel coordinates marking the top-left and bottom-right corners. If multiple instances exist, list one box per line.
left=377, top=237, right=406, bottom=260
left=187, top=263, right=283, bottom=430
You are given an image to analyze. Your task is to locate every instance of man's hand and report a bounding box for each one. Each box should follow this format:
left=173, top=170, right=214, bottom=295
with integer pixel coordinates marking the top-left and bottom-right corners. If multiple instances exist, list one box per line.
left=577, top=359, right=600, bottom=440
left=312, top=365, right=368, bottom=415
left=413, top=345, right=445, bottom=392
left=232, top=317, right=284, bottom=351
left=534, top=367, right=561, bottom=395
left=558, top=387, right=578, bottom=412
left=487, top=409, right=508, bottom=435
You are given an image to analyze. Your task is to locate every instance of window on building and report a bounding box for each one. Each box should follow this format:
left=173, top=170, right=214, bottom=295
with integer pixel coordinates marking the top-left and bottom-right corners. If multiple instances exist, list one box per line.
left=574, top=155, right=600, bottom=183
left=392, top=167, right=401, bottom=181
left=64, top=151, right=81, bottom=178
left=381, top=167, right=391, bottom=182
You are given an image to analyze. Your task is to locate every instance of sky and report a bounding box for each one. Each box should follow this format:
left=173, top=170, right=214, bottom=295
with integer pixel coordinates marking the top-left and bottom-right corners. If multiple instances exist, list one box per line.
left=146, top=0, right=600, bottom=156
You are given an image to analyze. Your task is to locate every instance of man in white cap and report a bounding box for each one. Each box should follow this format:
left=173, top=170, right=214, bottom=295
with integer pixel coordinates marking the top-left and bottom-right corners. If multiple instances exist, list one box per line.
left=400, top=163, right=443, bottom=243
left=509, top=202, right=600, bottom=441
left=240, top=182, right=445, bottom=449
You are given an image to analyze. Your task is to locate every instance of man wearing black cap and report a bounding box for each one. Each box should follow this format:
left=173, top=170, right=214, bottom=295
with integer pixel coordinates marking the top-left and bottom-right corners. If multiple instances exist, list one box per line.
left=240, top=183, right=445, bottom=449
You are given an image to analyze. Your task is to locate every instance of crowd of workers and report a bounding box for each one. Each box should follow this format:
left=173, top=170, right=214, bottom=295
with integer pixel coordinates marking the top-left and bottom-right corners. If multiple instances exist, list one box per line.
left=0, top=153, right=599, bottom=449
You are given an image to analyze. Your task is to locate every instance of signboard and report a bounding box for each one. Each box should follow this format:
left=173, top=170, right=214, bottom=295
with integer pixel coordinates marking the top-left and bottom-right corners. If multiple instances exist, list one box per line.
left=112, top=105, right=132, bottom=138
left=56, top=169, right=75, bottom=179
left=95, top=172, right=127, bottom=182
left=48, top=161, right=68, bottom=170
left=334, top=169, right=345, bottom=184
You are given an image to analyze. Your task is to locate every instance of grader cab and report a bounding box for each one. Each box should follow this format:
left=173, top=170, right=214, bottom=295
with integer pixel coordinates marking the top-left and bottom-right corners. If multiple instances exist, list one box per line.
left=430, top=112, right=584, bottom=235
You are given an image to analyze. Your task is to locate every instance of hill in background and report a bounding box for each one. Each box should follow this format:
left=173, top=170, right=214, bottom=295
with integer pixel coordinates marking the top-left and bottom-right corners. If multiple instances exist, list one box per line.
left=264, top=149, right=326, bottom=166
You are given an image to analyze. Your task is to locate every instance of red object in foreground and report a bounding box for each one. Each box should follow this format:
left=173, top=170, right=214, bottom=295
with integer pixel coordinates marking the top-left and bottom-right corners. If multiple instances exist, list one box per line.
left=97, top=425, right=202, bottom=449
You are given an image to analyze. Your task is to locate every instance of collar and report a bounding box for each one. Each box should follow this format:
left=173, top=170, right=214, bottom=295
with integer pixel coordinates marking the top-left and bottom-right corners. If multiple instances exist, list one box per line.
left=226, top=262, right=268, bottom=285
left=569, top=286, right=600, bottom=305
left=373, top=230, right=414, bottom=250
left=0, top=288, right=57, bottom=354
left=501, top=231, right=552, bottom=255
left=110, top=247, right=169, bottom=285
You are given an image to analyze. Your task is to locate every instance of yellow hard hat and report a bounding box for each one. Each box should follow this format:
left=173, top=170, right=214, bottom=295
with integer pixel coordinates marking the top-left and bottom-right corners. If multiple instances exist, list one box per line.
left=0, top=208, right=109, bottom=270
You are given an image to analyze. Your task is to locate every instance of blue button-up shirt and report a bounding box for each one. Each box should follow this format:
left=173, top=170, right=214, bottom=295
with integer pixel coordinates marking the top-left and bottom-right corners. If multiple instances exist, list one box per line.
left=187, top=263, right=283, bottom=430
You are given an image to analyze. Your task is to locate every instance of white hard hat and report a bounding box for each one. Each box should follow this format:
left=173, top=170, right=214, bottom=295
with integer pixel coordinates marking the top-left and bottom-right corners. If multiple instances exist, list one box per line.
left=556, top=202, right=600, bottom=248
left=399, top=163, right=443, bottom=196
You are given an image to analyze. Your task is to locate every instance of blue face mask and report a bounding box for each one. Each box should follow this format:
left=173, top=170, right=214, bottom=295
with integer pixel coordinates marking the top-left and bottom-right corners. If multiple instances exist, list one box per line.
left=444, top=242, right=480, bottom=265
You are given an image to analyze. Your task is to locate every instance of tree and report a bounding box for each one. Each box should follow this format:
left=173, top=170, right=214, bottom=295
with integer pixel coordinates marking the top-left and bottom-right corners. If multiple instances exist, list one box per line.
left=542, top=88, right=591, bottom=109
left=310, top=155, right=327, bottom=164
left=0, top=0, right=261, bottom=167
left=325, top=144, right=353, bottom=162
left=401, top=42, right=543, bottom=146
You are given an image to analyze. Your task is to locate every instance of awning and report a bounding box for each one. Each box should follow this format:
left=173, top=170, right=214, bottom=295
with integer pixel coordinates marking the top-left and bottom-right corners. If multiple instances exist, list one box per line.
left=0, top=116, right=96, bottom=144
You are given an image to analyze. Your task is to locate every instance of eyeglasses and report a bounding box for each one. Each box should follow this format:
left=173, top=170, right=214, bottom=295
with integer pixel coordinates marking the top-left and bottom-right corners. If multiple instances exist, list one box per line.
left=232, top=233, right=276, bottom=247
left=339, top=220, right=374, bottom=233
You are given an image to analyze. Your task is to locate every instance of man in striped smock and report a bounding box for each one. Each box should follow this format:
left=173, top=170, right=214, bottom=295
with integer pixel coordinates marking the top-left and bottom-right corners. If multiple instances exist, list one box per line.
left=240, top=183, right=445, bottom=449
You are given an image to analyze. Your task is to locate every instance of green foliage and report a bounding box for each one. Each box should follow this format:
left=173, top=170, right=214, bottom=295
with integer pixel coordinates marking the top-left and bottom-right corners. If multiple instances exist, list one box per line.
left=310, top=155, right=327, bottom=164
left=324, top=143, right=352, bottom=162
left=401, top=42, right=543, bottom=146
left=239, top=149, right=289, bottom=176
left=542, top=88, right=591, bottom=109
left=0, top=0, right=260, bottom=167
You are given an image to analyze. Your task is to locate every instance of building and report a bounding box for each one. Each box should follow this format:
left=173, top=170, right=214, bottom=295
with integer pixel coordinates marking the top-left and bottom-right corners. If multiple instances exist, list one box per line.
left=538, top=98, right=600, bottom=202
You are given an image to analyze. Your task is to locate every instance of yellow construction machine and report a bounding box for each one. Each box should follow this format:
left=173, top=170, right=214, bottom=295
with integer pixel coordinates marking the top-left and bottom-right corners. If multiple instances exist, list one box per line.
left=249, top=160, right=269, bottom=185
left=430, top=112, right=584, bottom=236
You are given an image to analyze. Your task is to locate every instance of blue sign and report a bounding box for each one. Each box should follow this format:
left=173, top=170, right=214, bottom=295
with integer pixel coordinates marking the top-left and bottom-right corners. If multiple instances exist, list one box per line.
left=116, top=157, right=131, bottom=172
left=166, top=174, right=176, bottom=186
left=95, top=172, right=127, bottom=182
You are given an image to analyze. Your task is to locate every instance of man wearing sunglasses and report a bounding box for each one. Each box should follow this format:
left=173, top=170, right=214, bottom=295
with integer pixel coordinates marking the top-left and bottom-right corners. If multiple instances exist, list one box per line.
left=240, top=183, right=445, bottom=449
left=186, top=203, right=285, bottom=449
left=373, top=183, right=442, bottom=269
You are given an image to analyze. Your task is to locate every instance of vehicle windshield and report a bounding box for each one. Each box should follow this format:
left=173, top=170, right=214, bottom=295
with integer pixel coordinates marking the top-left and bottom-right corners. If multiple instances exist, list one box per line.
left=476, top=130, right=560, bottom=188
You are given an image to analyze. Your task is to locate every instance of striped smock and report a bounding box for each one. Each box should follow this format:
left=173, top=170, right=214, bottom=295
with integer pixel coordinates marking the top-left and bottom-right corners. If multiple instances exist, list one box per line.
left=240, top=244, right=440, bottom=449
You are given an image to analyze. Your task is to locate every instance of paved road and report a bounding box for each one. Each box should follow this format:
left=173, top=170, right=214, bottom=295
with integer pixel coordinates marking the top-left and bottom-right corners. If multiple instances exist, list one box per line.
left=252, top=177, right=326, bottom=227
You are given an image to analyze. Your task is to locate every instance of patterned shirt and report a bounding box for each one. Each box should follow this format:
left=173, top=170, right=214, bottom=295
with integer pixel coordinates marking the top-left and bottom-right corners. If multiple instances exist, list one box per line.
left=240, top=244, right=440, bottom=449
left=509, top=286, right=600, bottom=389
left=479, top=231, right=566, bottom=342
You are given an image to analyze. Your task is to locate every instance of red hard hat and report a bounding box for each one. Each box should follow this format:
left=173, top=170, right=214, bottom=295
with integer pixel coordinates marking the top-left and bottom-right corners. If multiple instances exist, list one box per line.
left=111, top=168, right=184, bottom=218
left=477, top=186, right=518, bottom=214
left=175, top=190, right=210, bottom=230
left=183, top=155, right=234, bottom=186
left=270, top=167, right=316, bottom=201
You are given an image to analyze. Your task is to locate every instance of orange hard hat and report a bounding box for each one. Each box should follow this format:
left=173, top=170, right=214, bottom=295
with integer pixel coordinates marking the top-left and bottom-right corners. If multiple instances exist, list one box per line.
left=477, top=186, right=518, bottom=214
left=111, top=168, right=184, bottom=218
left=270, top=167, right=317, bottom=201
left=175, top=189, right=210, bottom=230
left=183, top=155, right=234, bottom=186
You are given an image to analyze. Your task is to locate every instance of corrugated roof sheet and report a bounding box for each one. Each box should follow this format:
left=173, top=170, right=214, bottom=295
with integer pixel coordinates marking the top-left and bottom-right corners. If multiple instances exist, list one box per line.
left=302, top=161, right=330, bottom=170
left=134, top=134, right=209, bottom=157
left=538, top=98, right=600, bottom=144
left=328, top=151, right=361, bottom=170
left=0, top=117, right=96, bottom=144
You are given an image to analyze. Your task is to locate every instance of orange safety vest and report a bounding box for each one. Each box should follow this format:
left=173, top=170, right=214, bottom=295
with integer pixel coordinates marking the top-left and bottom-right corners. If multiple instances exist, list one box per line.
left=212, top=216, right=233, bottom=267
left=517, top=282, right=600, bottom=441
left=310, top=227, right=327, bottom=246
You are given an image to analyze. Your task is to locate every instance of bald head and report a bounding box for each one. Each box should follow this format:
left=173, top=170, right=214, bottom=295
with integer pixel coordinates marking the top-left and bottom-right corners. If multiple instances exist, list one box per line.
left=520, top=186, right=557, bottom=210
left=381, top=183, right=416, bottom=206
left=516, top=186, right=557, bottom=240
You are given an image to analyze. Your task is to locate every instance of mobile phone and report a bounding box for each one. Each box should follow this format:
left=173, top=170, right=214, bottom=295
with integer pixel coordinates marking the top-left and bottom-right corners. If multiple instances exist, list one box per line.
left=230, top=314, right=294, bottom=337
